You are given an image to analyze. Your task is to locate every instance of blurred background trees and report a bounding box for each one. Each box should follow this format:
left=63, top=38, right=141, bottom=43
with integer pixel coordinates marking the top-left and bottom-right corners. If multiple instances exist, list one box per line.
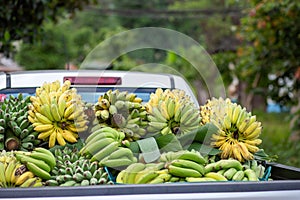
left=1, top=0, right=300, bottom=154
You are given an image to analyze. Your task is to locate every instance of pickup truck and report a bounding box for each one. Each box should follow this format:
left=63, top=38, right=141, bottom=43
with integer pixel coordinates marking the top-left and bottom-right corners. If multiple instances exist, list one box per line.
left=0, top=70, right=300, bottom=200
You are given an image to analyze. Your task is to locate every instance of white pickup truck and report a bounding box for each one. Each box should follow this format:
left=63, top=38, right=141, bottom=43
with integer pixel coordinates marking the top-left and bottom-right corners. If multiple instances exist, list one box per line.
left=0, top=70, right=300, bottom=200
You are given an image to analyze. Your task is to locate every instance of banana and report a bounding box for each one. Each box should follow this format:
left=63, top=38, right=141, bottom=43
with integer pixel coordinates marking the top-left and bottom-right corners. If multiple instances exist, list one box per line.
left=205, top=172, right=227, bottom=181
left=178, top=150, right=207, bottom=165
left=34, top=124, right=54, bottom=132
left=85, top=127, right=119, bottom=144
left=37, top=128, right=54, bottom=140
left=159, top=101, right=170, bottom=120
left=186, top=177, right=217, bottom=182
left=244, top=169, right=259, bottom=181
left=215, top=159, right=243, bottom=171
left=232, top=170, right=245, bottom=181
left=40, top=104, right=55, bottom=122
left=85, top=130, right=119, bottom=145
left=64, top=103, right=77, bottom=119
left=100, top=157, right=134, bottom=169
left=30, top=151, right=56, bottom=170
left=81, top=137, right=115, bottom=156
left=10, top=163, right=25, bottom=184
left=148, top=121, right=168, bottom=131
left=231, top=105, right=242, bottom=124
left=68, top=108, right=84, bottom=121
left=122, top=163, right=146, bottom=184
left=107, top=147, right=134, bottom=160
left=51, top=102, right=62, bottom=121
left=90, top=141, right=119, bottom=162
left=0, top=162, right=7, bottom=187
left=5, top=161, right=16, bottom=185
left=171, top=159, right=205, bottom=176
left=61, top=129, right=77, bottom=143
left=19, top=177, right=39, bottom=187
left=56, top=130, right=66, bottom=146
left=167, top=99, right=176, bottom=119
left=179, top=106, right=194, bottom=124
left=48, top=129, right=57, bottom=148
left=167, top=164, right=201, bottom=178
left=151, top=107, right=167, bottom=123
left=26, top=162, right=51, bottom=180
left=223, top=168, right=238, bottom=180
left=135, top=170, right=159, bottom=184
left=15, top=153, right=51, bottom=173
left=244, top=121, right=260, bottom=136
left=15, top=171, right=35, bottom=186
left=245, top=126, right=262, bottom=140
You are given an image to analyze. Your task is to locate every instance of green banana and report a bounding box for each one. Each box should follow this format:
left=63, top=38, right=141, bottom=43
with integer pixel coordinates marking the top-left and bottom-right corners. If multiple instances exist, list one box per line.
left=100, top=157, right=134, bottom=169
left=205, top=172, right=227, bottom=181
left=244, top=169, right=259, bottom=181
left=85, top=127, right=119, bottom=144
left=204, top=162, right=218, bottom=173
left=124, top=163, right=146, bottom=184
left=135, top=170, right=159, bottom=184
left=60, top=180, right=77, bottom=187
left=81, top=137, right=115, bottom=156
left=178, top=150, right=207, bottom=165
left=223, top=168, right=238, bottom=180
left=171, top=159, right=205, bottom=176
left=15, top=153, right=51, bottom=173
left=168, top=164, right=201, bottom=178
left=215, top=159, right=243, bottom=171
left=26, top=162, right=51, bottom=180
left=33, top=148, right=56, bottom=169
left=107, top=147, right=134, bottom=160
left=232, top=170, right=245, bottom=181
left=90, top=141, right=119, bottom=162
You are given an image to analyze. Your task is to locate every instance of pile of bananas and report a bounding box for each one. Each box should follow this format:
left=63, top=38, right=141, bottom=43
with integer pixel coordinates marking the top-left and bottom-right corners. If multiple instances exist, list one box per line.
left=46, top=147, right=113, bottom=186
left=116, top=149, right=267, bottom=184
left=15, top=147, right=56, bottom=181
left=0, top=94, right=40, bottom=151
left=0, top=150, right=42, bottom=187
left=146, top=88, right=201, bottom=136
left=94, top=89, right=147, bottom=141
left=28, top=80, right=89, bottom=148
left=200, top=97, right=263, bottom=162
left=80, top=127, right=137, bottom=169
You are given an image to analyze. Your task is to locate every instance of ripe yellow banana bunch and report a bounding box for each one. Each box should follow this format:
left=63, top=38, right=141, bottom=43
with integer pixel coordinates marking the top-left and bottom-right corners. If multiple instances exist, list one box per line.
left=28, top=80, right=89, bottom=148
left=146, top=88, right=201, bottom=136
left=200, top=97, right=263, bottom=162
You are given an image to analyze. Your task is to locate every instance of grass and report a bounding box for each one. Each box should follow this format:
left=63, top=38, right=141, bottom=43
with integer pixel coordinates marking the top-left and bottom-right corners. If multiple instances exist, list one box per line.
left=253, top=110, right=300, bottom=168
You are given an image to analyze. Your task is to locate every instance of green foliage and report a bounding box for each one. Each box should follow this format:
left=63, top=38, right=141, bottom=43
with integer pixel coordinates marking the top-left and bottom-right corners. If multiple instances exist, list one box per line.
left=254, top=110, right=300, bottom=168
left=0, top=0, right=96, bottom=57
left=237, top=0, right=300, bottom=105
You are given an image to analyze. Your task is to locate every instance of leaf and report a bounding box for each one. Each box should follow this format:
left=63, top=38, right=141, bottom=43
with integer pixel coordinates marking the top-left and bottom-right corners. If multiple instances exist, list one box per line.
left=136, top=137, right=161, bottom=163
left=254, top=148, right=278, bottom=162
left=155, top=133, right=183, bottom=153
left=187, top=142, right=221, bottom=156
left=177, top=123, right=218, bottom=148
left=4, top=30, right=10, bottom=41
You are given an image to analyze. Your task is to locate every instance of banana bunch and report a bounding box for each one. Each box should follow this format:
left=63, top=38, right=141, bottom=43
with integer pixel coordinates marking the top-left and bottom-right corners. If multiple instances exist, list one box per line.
left=146, top=88, right=201, bottom=136
left=200, top=97, right=263, bottom=162
left=187, top=158, right=262, bottom=182
left=28, top=80, right=89, bottom=148
left=46, top=147, right=113, bottom=186
left=94, top=89, right=147, bottom=141
left=80, top=127, right=136, bottom=169
left=0, top=150, right=42, bottom=187
left=14, top=147, right=56, bottom=181
left=0, top=93, right=40, bottom=151
left=116, top=162, right=173, bottom=184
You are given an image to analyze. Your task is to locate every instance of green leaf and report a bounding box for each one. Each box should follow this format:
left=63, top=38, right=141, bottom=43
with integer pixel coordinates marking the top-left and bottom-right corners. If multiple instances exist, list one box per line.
left=136, top=137, right=161, bottom=163
left=188, top=142, right=221, bottom=156
left=177, top=123, right=218, bottom=148
left=4, top=30, right=10, bottom=41
left=254, top=148, right=278, bottom=162
left=155, top=133, right=183, bottom=153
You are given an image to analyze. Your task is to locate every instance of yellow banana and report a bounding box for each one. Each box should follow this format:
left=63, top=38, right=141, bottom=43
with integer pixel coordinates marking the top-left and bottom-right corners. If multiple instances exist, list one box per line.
left=40, top=104, right=55, bottom=122
left=64, top=103, right=77, bottom=119
left=50, top=102, right=61, bottom=121
left=244, top=138, right=262, bottom=146
left=5, top=161, right=16, bottom=185
left=35, top=113, right=52, bottom=124
left=56, top=130, right=66, bottom=146
left=34, top=124, right=54, bottom=132
left=244, top=121, right=260, bottom=136
left=245, top=126, right=262, bottom=140
left=15, top=171, right=35, bottom=186
left=61, top=129, right=77, bottom=143
left=159, top=101, right=170, bottom=120
left=39, top=90, right=50, bottom=105
left=231, top=105, right=242, bottom=124
left=48, top=130, right=57, bottom=148
left=67, top=108, right=84, bottom=121
left=37, top=128, right=55, bottom=140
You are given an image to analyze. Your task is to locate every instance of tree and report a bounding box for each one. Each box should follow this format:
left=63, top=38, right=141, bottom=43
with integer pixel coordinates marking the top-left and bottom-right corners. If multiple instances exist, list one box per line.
left=0, top=0, right=96, bottom=57
left=236, top=0, right=300, bottom=140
